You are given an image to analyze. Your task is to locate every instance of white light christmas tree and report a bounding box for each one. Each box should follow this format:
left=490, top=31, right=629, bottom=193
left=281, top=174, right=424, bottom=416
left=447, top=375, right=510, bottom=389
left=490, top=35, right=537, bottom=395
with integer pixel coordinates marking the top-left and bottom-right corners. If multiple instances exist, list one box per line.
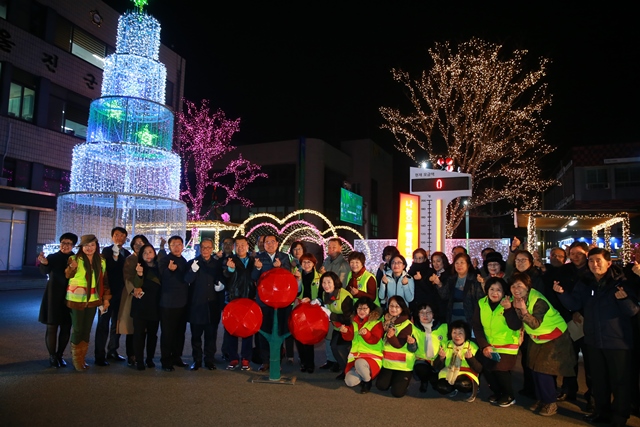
left=56, top=5, right=186, bottom=247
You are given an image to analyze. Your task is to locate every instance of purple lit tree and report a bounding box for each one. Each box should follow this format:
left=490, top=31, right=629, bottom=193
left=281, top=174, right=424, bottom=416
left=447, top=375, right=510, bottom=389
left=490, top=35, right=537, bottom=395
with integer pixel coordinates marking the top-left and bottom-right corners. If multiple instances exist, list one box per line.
left=176, top=99, right=267, bottom=221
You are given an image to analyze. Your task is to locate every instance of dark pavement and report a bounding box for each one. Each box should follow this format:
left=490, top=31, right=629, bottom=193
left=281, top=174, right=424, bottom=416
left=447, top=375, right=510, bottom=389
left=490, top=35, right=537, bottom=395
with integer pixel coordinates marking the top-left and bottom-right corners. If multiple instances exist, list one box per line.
left=0, top=275, right=637, bottom=427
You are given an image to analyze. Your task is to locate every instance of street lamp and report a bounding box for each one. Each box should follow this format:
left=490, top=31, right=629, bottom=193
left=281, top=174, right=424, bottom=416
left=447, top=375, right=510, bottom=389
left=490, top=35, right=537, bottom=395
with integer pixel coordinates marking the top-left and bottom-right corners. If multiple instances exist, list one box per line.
left=464, top=199, right=470, bottom=251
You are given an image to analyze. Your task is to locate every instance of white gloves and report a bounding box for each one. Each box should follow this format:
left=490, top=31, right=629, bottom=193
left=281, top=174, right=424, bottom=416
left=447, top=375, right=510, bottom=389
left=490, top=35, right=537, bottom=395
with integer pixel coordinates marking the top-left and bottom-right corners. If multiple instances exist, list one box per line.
left=214, top=281, right=225, bottom=292
left=310, top=298, right=322, bottom=306
left=321, top=306, right=331, bottom=318
left=191, top=260, right=200, bottom=272
left=112, top=244, right=120, bottom=257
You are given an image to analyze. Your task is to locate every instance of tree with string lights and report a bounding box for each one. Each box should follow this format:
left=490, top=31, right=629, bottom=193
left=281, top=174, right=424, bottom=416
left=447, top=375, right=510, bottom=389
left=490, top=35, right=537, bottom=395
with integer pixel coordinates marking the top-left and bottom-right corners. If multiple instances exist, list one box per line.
left=176, top=99, right=267, bottom=221
left=380, top=37, right=556, bottom=237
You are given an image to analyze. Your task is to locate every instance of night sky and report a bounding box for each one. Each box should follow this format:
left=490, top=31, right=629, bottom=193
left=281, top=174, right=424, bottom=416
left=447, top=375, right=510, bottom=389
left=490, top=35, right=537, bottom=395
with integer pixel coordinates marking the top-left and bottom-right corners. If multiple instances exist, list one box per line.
left=104, top=1, right=639, bottom=164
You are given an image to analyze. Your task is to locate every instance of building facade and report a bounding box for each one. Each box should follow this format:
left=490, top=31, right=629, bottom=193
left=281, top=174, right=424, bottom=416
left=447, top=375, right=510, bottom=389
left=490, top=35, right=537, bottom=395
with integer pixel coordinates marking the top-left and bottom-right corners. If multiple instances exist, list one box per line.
left=217, top=137, right=395, bottom=242
left=0, top=0, right=185, bottom=271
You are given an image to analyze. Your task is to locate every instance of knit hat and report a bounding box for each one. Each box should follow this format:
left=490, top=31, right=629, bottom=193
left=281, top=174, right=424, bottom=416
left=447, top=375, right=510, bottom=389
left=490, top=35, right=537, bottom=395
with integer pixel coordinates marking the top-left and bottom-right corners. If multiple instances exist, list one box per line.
left=483, top=251, right=506, bottom=272
left=78, top=234, right=98, bottom=247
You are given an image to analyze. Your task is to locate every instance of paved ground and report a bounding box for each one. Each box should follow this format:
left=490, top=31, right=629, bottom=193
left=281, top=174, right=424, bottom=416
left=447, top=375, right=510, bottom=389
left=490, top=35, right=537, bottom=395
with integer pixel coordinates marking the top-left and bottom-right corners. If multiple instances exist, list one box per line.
left=1, top=275, right=638, bottom=427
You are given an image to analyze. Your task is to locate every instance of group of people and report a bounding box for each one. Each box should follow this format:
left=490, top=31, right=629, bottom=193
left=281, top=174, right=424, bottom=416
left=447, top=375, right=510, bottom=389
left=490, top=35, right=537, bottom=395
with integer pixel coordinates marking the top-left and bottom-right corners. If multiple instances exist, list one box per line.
left=38, top=230, right=640, bottom=426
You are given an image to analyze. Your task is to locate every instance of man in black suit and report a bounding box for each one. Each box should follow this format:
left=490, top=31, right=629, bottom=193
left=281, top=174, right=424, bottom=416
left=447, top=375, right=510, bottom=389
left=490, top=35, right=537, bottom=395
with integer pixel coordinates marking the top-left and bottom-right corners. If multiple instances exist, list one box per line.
left=95, top=227, right=131, bottom=366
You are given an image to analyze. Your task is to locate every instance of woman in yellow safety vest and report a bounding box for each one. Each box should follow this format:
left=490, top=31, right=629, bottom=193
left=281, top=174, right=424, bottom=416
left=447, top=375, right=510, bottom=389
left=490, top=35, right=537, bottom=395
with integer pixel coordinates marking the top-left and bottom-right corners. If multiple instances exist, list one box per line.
left=510, top=272, right=574, bottom=417
left=412, top=303, right=447, bottom=393
left=339, top=297, right=384, bottom=393
left=434, top=319, right=482, bottom=402
left=375, top=296, right=416, bottom=398
left=320, top=271, right=354, bottom=379
left=295, top=252, right=321, bottom=373
left=472, top=277, right=521, bottom=407
left=64, top=234, right=111, bottom=371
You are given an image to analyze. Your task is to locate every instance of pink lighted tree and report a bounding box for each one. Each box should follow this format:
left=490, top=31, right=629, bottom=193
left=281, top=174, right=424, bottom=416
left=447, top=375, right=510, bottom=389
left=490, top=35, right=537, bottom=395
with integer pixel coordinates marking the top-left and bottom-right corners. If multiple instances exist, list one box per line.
left=176, top=99, right=267, bottom=221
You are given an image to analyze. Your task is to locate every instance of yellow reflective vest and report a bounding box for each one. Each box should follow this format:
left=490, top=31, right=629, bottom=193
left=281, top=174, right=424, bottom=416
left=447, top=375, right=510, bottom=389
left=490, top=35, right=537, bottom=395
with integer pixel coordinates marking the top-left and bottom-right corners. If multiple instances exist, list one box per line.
left=346, top=270, right=380, bottom=306
left=382, top=319, right=415, bottom=371
left=523, top=288, right=567, bottom=344
left=438, top=340, right=480, bottom=384
left=478, top=296, right=521, bottom=355
left=66, top=256, right=107, bottom=306
left=348, top=317, right=384, bottom=367
left=413, top=322, right=448, bottom=362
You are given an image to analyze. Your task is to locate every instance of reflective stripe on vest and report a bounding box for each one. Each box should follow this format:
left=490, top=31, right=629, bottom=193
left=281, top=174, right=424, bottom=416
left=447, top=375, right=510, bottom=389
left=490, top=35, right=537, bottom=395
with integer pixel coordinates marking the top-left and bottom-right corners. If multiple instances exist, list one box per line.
left=523, top=288, right=567, bottom=344
left=382, top=319, right=415, bottom=371
left=478, top=296, right=520, bottom=355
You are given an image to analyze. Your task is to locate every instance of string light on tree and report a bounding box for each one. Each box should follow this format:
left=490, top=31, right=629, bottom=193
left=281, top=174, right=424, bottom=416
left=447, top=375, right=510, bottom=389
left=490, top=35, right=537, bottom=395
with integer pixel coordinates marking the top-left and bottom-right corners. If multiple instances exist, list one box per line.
left=176, top=99, right=267, bottom=221
left=381, top=38, right=555, bottom=237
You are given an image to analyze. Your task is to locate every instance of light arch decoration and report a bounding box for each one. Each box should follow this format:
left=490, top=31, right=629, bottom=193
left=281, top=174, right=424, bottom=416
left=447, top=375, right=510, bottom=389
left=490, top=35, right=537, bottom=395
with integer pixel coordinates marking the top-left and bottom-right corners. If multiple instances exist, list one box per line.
left=234, top=209, right=370, bottom=261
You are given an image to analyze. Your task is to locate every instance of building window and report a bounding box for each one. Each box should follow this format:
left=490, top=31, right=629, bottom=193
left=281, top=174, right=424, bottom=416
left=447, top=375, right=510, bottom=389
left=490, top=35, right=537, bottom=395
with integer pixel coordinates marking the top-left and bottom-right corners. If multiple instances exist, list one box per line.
left=585, top=168, right=609, bottom=190
left=370, top=213, right=378, bottom=238
left=54, top=15, right=110, bottom=69
left=47, top=85, right=90, bottom=137
left=614, top=165, right=640, bottom=188
left=8, top=82, right=35, bottom=122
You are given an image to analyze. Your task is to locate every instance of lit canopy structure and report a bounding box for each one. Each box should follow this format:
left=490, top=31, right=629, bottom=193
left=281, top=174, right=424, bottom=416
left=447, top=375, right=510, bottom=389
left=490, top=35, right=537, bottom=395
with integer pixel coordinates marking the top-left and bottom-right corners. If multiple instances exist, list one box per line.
left=516, top=210, right=635, bottom=264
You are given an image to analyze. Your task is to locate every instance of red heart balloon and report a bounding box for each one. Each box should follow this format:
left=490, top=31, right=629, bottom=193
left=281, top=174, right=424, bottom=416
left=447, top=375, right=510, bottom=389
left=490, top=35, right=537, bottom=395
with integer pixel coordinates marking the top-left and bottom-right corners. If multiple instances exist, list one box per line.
left=288, top=302, right=329, bottom=345
left=222, top=298, right=263, bottom=338
left=257, top=268, right=299, bottom=308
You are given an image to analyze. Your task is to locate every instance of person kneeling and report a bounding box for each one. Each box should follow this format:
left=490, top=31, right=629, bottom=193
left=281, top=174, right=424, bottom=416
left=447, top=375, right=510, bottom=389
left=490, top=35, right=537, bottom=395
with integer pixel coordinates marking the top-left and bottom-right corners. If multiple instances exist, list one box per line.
left=339, top=297, right=384, bottom=393
left=434, top=320, right=481, bottom=402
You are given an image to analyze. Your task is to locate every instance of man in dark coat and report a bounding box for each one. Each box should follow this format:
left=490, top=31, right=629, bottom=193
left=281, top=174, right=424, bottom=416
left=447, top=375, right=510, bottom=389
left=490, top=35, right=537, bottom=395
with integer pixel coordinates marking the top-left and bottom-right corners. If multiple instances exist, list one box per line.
left=184, top=238, right=222, bottom=370
left=94, top=227, right=131, bottom=365
left=555, top=248, right=639, bottom=427
left=158, top=235, right=189, bottom=371
left=223, top=236, right=256, bottom=370
left=251, top=234, right=291, bottom=371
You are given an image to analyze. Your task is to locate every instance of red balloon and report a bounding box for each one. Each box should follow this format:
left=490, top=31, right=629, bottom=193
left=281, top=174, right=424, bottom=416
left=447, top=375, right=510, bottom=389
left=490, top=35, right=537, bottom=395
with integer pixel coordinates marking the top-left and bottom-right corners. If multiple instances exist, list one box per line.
left=222, top=298, right=263, bottom=338
left=257, top=268, right=298, bottom=308
left=288, top=303, right=329, bottom=345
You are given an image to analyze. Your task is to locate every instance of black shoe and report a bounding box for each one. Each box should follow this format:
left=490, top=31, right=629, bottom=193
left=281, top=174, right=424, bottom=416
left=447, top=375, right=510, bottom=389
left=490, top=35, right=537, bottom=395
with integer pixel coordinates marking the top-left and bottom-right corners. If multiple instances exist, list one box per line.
left=173, top=359, right=187, bottom=367
left=95, top=358, right=110, bottom=366
left=419, top=381, right=428, bottom=393
left=146, top=359, right=155, bottom=368
left=127, top=356, right=136, bottom=366
left=360, top=380, right=371, bottom=394
left=189, top=362, right=201, bottom=371
left=335, top=372, right=345, bottom=380
left=306, top=367, right=314, bottom=373
left=56, top=354, right=67, bottom=368
left=300, top=364, right=307, bottom=372
left=488, top=394, right=499, bottom=403
left=319, top=361, right=335, bottom=370
left=49, top=355, right=61, bottom=368
left=330, top=364, right=341, bottom=373
left=162, top=366, right=175, bottom=372
left=136, top=362, right=145, bottom=371
left=204, top=362, right=216, bottom=370
left=582, top=413, right=611, bottom=423
left=107, top=352, right=126, bottom=361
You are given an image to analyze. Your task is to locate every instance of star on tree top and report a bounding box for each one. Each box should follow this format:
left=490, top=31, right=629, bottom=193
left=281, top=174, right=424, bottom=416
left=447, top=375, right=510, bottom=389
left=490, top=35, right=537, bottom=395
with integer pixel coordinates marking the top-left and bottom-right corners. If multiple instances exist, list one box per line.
left=132, top=0, right=148, bottom=13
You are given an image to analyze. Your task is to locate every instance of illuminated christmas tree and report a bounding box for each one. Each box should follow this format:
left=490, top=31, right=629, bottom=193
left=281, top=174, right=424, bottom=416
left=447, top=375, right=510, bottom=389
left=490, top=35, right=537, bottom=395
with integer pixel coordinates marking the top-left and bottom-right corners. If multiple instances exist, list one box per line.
left=56, top=2, right=186, bottom=246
